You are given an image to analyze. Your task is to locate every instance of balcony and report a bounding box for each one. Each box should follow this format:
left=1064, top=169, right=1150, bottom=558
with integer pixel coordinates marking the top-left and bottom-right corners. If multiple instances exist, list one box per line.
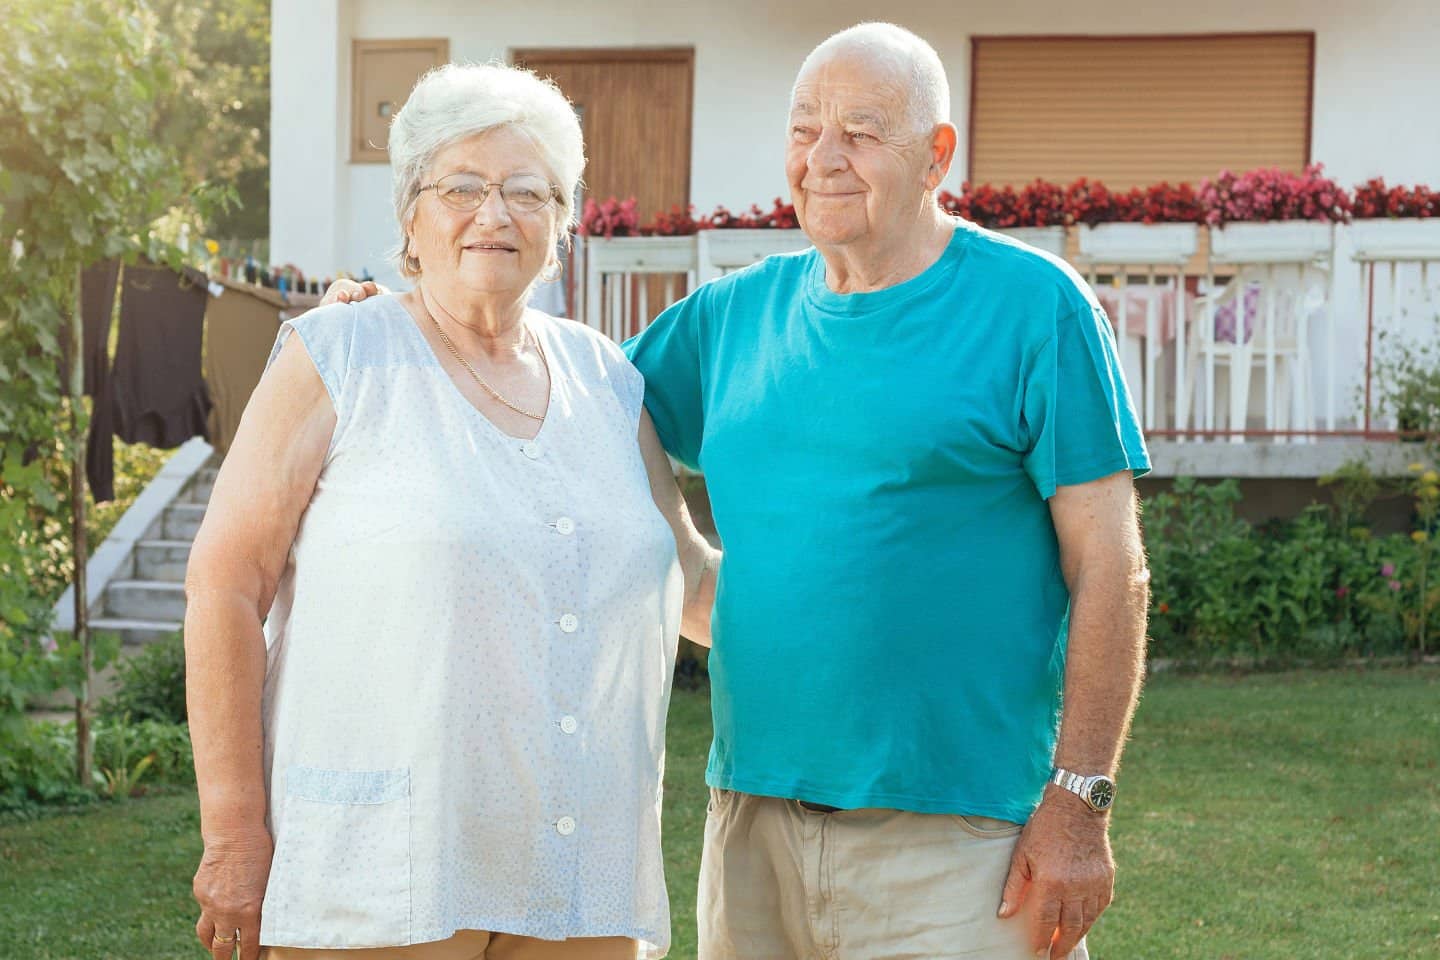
left=573, top=220, right=1440, bottom=478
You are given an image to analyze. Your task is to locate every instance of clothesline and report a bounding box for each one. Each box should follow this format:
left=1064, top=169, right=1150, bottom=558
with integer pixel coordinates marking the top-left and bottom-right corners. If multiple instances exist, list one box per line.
left=79, top=259, right=328, bottom=501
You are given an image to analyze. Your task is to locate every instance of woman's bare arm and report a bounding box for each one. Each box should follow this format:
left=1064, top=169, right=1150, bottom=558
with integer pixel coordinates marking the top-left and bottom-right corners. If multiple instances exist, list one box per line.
left=638, top=409, right=719, bottom=648
left=183, top=334, right=335, bottom=960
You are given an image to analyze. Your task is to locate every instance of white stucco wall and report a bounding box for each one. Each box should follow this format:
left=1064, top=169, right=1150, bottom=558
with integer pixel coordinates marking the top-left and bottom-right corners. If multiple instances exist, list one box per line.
left=273, top=0, right=1440, bottom=285
left=271, top=0, right=1439, bottom=426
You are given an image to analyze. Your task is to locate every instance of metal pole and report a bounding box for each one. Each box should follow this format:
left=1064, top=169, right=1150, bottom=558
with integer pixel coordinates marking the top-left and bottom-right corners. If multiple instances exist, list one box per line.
left=70, top=263, right=91, bottom=787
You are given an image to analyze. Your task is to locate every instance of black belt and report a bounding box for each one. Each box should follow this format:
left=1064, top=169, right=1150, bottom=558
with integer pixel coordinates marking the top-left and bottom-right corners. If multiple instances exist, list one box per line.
left=796, top=800, right=844, bottom=814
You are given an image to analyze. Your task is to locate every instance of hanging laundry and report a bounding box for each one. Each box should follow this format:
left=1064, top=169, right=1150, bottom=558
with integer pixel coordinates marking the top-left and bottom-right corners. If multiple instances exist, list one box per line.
left=75, top=260, right=121, bottom=500
left=203, top=277, right=288, bottom=455
left=79, top=259, right=120, bottom=396
left=104, top=260, right=212, bottom=449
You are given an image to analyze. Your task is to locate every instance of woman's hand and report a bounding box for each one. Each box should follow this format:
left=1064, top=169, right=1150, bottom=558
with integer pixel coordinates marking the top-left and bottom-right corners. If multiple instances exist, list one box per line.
left=193, top=828, right=273, bottom=960
left=320, top=278, right=383, bottom=305
left=638, top=409, right=719, bottom=646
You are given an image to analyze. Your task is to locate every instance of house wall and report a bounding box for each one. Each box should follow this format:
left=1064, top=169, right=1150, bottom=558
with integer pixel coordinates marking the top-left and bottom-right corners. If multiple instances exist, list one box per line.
left=271, top=0, right=1440, bottom=422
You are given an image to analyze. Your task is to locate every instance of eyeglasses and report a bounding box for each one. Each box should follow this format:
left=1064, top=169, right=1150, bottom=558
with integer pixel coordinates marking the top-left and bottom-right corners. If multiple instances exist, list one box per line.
left=419, top=173, right=562, bottom=214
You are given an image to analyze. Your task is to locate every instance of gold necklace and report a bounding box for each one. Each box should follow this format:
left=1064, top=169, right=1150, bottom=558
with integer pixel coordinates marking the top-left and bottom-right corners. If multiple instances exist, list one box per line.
left=426, top=309, right=547, bottom=421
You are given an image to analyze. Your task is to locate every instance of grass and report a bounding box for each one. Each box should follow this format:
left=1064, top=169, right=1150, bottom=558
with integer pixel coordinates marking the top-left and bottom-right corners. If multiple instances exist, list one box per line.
left=1096, top=666, right=1440, bottom=959
left=2, top=669, right=1438, bottom=959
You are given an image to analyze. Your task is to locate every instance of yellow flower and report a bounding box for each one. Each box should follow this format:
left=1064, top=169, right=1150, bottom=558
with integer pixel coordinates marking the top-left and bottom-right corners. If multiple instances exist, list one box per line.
left=1409, top=462, right=1425, bottom=473
left=1424, top=471, right=1439, bottom=484
left=204, top=239, right=219, bottom=255
left=1423, top=484, right=1440, bottom=501
left=1413, top=530, right=1429, bottom=544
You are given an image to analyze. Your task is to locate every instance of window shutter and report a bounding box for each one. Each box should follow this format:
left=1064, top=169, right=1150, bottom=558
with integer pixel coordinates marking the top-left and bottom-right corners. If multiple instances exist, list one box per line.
left=970, top=34, right=1313, bottom=188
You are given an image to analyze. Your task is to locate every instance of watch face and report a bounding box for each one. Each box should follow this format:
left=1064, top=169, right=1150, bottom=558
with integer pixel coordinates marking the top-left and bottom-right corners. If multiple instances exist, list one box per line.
left=1087, top=778, right=1115, bottom=810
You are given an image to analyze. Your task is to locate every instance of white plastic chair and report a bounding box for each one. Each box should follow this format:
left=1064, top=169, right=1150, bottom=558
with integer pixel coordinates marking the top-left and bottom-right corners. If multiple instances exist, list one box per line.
left=1189, top=264, right=1325, bottom=441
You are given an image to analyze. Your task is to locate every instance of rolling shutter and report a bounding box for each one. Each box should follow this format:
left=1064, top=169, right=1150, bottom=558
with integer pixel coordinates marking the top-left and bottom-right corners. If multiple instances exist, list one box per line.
left=970, top=34, right=1313, bottom=188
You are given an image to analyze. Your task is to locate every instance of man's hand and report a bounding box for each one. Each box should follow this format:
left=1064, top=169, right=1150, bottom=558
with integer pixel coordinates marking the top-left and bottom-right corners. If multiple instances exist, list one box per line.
left=320, top=278, right=382, bottom=306
left=997, top=786, right=1114, bottom=958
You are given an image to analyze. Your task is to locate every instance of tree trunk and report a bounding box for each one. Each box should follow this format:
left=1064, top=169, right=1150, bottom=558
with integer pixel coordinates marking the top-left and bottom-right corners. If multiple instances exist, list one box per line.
left=70, top=263, right=92, bottom=787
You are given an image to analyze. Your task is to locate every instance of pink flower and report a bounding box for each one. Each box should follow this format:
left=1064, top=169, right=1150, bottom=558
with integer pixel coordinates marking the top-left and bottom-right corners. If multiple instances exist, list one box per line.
left=1381, top=562, right=1397, bottom=577
left=1335, top=586, right=1350, bottom=598
left=1389, top=579, right=1403, bottom=591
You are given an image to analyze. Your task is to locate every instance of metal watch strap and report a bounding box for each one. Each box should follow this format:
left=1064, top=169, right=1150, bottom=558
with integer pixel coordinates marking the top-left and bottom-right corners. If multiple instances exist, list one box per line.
left=1051, top=767, right=1113, bottom=811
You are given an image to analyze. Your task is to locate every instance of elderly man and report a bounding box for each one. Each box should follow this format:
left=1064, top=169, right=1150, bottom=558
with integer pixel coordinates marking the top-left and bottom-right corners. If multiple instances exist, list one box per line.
left=625, top=22, right=1150, bottom=960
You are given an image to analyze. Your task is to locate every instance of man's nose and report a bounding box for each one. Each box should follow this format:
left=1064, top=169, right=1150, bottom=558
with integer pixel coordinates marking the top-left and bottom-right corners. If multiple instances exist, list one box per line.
left=806, top=126, right=849, bottom=179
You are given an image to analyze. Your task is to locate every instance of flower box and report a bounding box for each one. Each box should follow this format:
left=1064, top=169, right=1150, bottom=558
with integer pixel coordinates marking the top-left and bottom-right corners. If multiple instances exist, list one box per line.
left=1348, top=218, right=1440, bottom=261
left=583, top=235, right=698, bottom=274
left=997, top=226, right=1067, bottom=258
left=700, top=228, right=811, bottom=279
left=1209, top=221, right=1334, bottom=264
left=1077, top=223, right=1199, bottom=265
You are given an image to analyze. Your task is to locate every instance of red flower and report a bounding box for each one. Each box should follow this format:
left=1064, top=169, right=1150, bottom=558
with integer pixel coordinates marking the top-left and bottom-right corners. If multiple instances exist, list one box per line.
left=1197, top=164, right=1352, bottom=225
left=1352, top=178, right=1439, bottom=219
left=648, top=204, right=702, bottom=236
left=578, top=196, right=641, bottom=238
left=698, top=199, right=799, bottom=230
left=944, top=179, right=1067, bottom=229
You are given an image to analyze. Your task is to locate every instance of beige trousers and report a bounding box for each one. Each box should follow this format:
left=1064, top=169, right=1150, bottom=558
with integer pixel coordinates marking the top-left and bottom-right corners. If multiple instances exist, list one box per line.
left=698, top=789, right=1089, bottom=960
left=261, top=930, right=638, bottom=960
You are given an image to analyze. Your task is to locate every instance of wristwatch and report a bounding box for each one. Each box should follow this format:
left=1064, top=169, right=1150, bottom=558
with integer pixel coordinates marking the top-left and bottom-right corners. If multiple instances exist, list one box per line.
left=1050, top=768, right=1116, bottom=812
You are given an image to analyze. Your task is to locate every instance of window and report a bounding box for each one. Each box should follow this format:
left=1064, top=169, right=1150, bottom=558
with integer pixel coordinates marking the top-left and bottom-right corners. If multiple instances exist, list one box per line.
left=969, top=34, right=1313, bottom=188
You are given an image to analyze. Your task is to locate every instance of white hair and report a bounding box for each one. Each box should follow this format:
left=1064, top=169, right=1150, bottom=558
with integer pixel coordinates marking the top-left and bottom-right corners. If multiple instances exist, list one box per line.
left=388, top=61, right=585, bottom=277
left=795, top=22, right=950, bottom=134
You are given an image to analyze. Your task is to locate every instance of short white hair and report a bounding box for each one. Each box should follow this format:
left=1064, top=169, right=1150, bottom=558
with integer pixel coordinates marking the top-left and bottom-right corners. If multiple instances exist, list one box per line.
left=388, top=61, right=585, bottom=277
left=795, top=22, right=950, bottom=134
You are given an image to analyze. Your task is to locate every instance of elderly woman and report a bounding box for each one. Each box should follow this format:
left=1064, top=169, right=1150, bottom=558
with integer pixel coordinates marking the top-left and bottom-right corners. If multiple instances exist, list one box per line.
left=184, top=63, right=716, bottom=960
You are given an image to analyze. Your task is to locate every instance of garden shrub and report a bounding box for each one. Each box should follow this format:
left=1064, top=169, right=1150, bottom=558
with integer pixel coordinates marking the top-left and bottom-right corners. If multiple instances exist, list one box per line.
left=99, top=630, right=186, bottom=725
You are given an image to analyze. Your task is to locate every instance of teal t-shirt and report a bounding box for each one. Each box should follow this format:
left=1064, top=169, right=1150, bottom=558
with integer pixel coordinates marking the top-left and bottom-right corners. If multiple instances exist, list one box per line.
left=624, top=223, right=1149, bottom=823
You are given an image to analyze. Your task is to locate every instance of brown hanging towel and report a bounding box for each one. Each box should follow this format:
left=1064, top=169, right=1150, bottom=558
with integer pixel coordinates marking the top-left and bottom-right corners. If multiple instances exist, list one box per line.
left=202, top=277, right=288, bottom=455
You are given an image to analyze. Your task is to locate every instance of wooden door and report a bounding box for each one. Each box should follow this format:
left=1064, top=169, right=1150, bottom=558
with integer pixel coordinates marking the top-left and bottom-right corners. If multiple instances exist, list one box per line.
left=513, top=48, right=694, bottom=327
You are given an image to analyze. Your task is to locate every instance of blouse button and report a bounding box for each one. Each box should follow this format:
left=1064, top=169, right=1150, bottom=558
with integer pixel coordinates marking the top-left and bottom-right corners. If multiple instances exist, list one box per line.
left=559, top=715, right=578, bottom=735
left=556, top=816, right=577, bottom=836
left=554, top=516, right=575, bottom=535
left=559, top=613, right=579, bottom=633
left=522, top=441, right=541, bottom=460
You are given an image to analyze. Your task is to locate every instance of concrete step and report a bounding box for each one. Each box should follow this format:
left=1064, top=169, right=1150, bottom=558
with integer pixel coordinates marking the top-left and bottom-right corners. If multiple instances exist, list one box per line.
left=90, top=616, right=184, bottom=647
left=105, top=581, right=187, bottom=623
left=162, top=503, right=207, bottom=540
left=134, top=539, right=193, bottom=582
left=184, top=468, right=218, bottom=504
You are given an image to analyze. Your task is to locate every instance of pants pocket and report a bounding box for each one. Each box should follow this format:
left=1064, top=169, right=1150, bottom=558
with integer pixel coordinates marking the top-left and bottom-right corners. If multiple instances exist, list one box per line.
left=952, top=813, right=1024, bottom=839
left=263, top=766, right=412, bottom=947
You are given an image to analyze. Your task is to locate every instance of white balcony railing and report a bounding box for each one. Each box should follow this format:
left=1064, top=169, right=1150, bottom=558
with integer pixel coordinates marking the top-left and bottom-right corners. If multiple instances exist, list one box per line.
left=573, top=222, right=1440, bottom=443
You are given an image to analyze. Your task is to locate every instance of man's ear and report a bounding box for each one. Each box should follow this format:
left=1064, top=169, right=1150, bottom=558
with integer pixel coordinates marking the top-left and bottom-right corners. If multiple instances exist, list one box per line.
left=926, top=122, right=958, bottom=190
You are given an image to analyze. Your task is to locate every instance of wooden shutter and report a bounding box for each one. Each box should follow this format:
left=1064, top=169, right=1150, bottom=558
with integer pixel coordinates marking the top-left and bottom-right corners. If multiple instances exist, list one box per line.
left=969, top=34, right=1313, bottom=188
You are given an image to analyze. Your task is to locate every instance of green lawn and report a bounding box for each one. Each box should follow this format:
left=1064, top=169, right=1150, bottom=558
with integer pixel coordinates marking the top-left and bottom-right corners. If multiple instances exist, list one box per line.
left=3, top=669, right=1438, bottom=959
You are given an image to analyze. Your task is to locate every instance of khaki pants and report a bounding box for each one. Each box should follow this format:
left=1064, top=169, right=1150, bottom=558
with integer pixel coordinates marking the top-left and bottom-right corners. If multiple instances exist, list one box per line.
left=698, top=790, right=1089, bottom=960
left=262, top=930, right=638, bottom=960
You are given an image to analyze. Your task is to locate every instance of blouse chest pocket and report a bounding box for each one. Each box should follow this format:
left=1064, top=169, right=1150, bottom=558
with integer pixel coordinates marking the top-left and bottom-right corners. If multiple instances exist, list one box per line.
left=262, top=766, right=412, bottom=947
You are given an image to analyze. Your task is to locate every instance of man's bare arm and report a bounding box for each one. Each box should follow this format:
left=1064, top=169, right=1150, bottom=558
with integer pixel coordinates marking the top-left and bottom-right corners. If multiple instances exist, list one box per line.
left=998, top=469, right=1148, bottom=959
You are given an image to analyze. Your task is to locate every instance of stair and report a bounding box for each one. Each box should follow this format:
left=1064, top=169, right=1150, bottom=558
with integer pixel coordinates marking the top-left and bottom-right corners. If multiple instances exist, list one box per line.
left=162, top=503, right=208, bottom=540
left=133, top=540, right=193, bottom=581
left=93, top=464, right=216, bottom=647
left=35, top=445, right=215, bottom=712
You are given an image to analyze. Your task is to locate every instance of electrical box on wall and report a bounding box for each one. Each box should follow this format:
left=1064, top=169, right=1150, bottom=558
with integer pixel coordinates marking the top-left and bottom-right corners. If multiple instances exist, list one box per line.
left=351, top=38, right=450, bottom=163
